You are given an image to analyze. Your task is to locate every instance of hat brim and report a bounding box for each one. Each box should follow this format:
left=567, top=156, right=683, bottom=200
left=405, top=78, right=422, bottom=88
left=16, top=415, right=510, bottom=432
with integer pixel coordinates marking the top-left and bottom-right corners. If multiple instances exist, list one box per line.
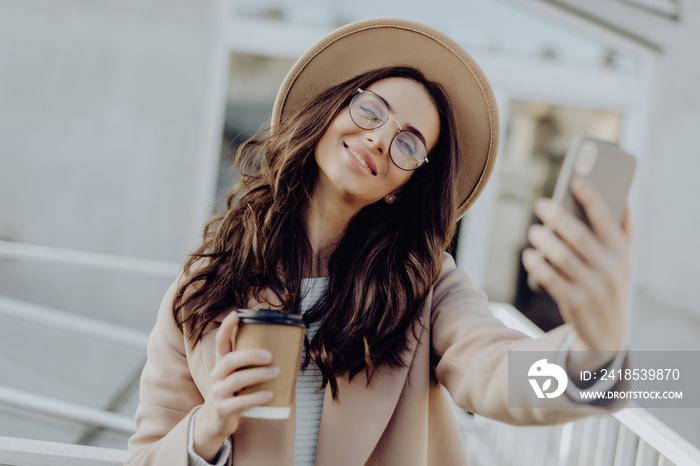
left=272, top=18, right=499, bottom=219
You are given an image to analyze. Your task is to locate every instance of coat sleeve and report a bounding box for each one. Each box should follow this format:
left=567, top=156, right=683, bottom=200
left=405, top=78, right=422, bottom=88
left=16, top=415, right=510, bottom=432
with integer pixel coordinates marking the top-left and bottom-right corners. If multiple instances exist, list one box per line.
left=430, top=253, right=626, bottom=426
left=125, top=278, right=207, bottom=466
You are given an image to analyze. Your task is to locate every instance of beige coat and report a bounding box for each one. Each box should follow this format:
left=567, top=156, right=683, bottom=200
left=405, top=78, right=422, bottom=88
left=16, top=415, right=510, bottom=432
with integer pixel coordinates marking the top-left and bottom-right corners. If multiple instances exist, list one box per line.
left=126, top=254, right=621, bottom=465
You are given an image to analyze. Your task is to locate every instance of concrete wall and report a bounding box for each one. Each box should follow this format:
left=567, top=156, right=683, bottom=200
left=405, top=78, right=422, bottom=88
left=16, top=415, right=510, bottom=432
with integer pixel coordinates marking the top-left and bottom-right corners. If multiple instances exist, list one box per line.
left=0, top=0, right=223, bottom=330
left=631, top=3, right=700, bottom=319
left=0, top=0, right=219, bottom=261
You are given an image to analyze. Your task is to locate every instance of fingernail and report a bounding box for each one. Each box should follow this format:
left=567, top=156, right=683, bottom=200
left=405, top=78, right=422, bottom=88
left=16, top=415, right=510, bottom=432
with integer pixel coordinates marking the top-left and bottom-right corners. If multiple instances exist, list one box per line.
left=257, top=351, right=272, bottom=362
left=528, top=224, right=543, bottom=241
left=261, top=390, right=274, bottom=401
left=522, top=248, right=536, bottom=265
left=267, top=366, right=280, bottom=376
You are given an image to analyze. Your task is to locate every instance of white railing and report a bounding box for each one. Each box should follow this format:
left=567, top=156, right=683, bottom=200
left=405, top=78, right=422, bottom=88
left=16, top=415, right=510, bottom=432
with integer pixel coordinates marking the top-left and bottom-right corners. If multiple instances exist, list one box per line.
left=0, top=436, right=127, bottom=466
left=0, top=386, right=135, bottom=435
left=0, top=241, right=182, bottom=461
left=0, top=240, right=180, bottom=276
left=459, top=303, right=700, bottom=466
left=0, top=295, right=149, bottom=350
left=462, top=410, right=700, bottom=466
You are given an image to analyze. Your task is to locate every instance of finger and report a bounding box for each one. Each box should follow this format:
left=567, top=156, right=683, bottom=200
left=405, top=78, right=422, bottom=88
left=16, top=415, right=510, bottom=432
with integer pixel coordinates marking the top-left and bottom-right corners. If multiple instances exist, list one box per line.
left=570, top=177, right=624, bottom=250
left=523, top=248, right=622, bottom=342
left=217, top=390, right=274, bottom=416
left=212, top=349, right=273, bottom=380
left=527, top=224, right=588, bottom=280
left=215, top=311, right=238, bottom=360
left=534, top=198, right=608, bottom=269
left=522, top=248, right=579, bottom=310
left=214, top=365, right=280, bottom=397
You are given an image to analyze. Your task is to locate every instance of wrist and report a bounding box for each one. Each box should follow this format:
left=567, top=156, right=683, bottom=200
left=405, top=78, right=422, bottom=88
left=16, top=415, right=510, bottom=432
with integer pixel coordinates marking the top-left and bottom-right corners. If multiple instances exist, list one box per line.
left=557, top=330, right=629, bottom=403
left=192, top=408, right=228, bottom=462
left=567, top=337, right=619, bottom=375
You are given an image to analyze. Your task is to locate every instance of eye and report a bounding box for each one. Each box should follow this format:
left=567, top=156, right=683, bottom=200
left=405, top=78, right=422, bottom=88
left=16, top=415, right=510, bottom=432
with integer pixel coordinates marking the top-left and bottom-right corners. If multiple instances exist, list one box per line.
left=359, top=105, right=384, bottom=124
left=395, top=135, right=416, bottom=158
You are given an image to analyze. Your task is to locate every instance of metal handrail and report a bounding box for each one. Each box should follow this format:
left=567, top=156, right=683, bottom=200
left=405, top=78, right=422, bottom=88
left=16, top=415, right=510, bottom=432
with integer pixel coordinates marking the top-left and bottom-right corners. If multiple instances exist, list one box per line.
left=0, top=386, right=135, bottom=435
left=0, top=240, right=181, bottom=277
left=0, top=295, right=149, bottom=350
left=0, top=435, right=127, bottom=466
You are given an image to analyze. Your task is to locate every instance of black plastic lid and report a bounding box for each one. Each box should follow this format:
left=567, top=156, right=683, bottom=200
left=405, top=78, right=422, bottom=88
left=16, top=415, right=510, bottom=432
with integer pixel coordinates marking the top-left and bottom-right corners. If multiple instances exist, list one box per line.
left=237, top=309, right=306, bottom=328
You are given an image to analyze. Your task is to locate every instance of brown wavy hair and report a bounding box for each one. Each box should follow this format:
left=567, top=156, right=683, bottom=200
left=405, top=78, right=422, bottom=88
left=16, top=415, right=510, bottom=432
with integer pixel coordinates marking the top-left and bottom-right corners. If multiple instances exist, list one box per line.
left=172, top=66, right=460, bottom=398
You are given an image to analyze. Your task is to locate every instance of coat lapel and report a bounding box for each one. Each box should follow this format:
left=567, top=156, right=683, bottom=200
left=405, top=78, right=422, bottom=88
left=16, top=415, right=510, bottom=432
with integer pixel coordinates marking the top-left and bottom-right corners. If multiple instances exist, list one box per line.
left=314, top=311, right=427, bottom=465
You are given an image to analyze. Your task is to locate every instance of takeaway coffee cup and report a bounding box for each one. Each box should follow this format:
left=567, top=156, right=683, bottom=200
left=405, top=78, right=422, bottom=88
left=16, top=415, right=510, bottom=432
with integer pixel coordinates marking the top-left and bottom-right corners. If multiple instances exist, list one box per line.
left=234, top=309, right=306, bottom=419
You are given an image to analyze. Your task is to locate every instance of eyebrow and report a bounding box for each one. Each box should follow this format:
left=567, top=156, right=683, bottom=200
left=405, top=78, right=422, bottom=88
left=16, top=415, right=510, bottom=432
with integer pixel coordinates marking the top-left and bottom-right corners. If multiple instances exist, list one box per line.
left=377, top=93, right=428, bottom=147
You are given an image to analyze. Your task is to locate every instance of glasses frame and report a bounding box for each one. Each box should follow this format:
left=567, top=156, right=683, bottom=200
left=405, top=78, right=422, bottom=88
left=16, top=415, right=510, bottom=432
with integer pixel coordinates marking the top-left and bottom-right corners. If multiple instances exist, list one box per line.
left=349, top=88, right=429, bottom=171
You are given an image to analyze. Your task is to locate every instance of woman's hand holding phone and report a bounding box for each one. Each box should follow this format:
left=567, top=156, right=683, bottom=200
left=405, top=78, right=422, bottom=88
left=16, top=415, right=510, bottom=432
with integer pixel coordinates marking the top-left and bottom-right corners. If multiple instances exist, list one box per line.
left=192, top=311, right=280, bottom=462
left=522, top=176, right=633, bottom=367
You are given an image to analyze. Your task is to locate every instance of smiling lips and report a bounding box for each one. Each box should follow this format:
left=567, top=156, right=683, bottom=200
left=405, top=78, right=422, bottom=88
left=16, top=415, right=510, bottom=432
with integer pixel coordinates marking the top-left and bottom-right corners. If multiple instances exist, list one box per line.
left=344, top=143, right=377, bottom=176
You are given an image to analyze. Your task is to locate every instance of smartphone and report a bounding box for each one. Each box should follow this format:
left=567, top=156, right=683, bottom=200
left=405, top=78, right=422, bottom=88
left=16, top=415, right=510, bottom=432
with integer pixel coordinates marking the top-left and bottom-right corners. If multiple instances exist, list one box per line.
left=551, top=136, right=636, bottom=227
left=527, top=136, right=636, bottom=291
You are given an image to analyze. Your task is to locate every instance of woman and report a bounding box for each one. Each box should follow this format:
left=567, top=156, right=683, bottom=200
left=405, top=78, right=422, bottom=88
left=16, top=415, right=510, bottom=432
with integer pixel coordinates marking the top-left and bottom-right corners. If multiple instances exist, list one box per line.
left=126, top=19, right=631, bottom=466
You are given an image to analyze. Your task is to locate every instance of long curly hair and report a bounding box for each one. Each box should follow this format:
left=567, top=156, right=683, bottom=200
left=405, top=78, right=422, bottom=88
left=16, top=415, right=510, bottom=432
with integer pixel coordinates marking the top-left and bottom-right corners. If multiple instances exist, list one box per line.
left=172, top=66, right=460, bottom=398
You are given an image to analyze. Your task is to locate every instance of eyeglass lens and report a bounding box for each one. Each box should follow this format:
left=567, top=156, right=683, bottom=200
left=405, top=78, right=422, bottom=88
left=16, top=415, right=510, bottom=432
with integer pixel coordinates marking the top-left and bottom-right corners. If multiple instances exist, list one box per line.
left=349, top=90, right=428, bottom=171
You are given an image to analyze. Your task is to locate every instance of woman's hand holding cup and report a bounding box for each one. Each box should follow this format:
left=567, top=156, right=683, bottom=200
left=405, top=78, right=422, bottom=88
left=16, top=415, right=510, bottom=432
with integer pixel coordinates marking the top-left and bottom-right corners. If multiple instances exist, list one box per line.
left=192, top=311, right=279, bottom=462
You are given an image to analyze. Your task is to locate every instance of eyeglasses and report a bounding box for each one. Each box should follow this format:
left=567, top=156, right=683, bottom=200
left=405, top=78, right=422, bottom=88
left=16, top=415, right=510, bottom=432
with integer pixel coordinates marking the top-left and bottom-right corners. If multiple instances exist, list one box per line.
left=349, top=88, right=429, bottom=171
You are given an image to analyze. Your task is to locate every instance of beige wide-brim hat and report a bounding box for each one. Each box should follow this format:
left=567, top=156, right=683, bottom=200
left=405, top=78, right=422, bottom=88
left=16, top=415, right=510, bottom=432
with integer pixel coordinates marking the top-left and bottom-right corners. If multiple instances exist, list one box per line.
left=272, top=18, right=499, bottom=219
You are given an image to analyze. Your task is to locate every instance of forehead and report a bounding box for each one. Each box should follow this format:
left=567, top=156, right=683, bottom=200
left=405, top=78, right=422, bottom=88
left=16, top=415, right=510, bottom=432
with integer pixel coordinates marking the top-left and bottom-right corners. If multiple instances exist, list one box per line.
left=365, top=77, right=441, bottom=152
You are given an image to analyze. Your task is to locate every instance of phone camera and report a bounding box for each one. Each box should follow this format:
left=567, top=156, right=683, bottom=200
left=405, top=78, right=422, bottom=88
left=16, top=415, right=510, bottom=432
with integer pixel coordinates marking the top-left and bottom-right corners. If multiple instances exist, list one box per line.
left=575, top=141, right=598, bottom=175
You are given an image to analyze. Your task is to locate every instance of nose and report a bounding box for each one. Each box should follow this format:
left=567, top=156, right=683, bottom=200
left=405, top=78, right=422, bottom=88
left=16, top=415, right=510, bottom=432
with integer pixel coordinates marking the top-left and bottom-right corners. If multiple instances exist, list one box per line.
left=365, top=117, right=401, bottom=155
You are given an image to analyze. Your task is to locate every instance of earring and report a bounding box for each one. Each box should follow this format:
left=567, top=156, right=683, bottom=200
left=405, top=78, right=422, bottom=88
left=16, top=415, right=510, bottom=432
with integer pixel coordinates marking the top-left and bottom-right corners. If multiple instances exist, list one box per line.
left=385, top=194, right=396, bottom=204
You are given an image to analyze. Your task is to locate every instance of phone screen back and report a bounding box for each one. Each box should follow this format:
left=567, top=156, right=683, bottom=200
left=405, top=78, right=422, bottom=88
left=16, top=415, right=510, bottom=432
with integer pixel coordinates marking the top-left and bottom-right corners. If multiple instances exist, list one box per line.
left=552, top=137, right=636, bottom=226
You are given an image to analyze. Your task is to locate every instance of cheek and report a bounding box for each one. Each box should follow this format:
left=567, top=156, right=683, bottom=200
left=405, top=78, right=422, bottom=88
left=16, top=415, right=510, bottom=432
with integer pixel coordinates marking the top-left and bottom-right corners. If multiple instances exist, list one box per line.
left=316, top=119, right=342, bottom=154
left=314, top=128, right=335, bottom=165
left=315, top=114, right=356, bottom=163
left=386, top=167, right=413, bottom=193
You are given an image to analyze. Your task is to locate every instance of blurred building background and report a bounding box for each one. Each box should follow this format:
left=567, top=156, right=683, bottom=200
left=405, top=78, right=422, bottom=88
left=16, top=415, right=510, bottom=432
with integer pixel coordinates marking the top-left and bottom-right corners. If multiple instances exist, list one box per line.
left=1, top=0, right=698, bottom=457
